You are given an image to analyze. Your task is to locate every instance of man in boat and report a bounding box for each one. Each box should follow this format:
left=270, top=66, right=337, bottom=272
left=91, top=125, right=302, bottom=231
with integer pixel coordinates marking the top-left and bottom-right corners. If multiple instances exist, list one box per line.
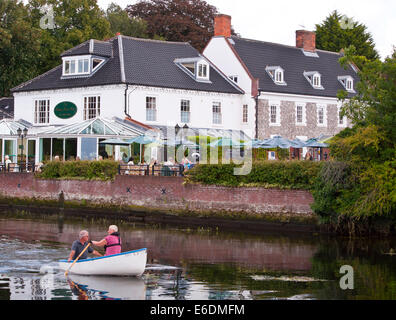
left=67, top=230, right=102, bottom=262
left=91, top=225, right=122, bottom=256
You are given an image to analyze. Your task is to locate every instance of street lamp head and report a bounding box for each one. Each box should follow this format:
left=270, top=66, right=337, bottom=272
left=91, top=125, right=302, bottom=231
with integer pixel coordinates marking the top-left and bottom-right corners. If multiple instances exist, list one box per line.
left=23, top=128, right=28, bottom=137
left=17, top=127, right=22, bottom=137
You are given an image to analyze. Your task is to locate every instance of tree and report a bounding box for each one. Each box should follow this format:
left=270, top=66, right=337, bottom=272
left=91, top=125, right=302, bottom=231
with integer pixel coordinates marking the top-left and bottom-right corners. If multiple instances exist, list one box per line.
left=106, top=3, right=148, bottom=38
left=315, top=11, right=379, bottom=61
left=312, top=49, right=396, bottom=231
left=126, top=0, right=220, bottom=51
left=28, top=0, right=112, bottom=74
left=0, top=0, right=42, bottom=97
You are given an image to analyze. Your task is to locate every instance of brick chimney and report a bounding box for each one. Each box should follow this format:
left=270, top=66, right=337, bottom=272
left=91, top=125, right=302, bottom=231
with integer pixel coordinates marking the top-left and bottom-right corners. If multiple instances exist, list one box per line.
left=296, top=30, right=316, bottom=52
left=214, top=14, right=232, bottom=38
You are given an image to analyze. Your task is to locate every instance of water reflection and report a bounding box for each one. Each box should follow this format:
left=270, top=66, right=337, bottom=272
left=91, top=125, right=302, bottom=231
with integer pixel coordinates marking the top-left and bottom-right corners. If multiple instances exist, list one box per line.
left=0, top=217, right=395, bottom=300
left=67, top=275, right=146, bottom=300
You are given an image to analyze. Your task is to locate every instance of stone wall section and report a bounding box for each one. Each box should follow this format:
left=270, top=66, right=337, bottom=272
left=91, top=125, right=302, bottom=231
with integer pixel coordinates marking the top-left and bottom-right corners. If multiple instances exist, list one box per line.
left=257, top=99, right=347, bottom=140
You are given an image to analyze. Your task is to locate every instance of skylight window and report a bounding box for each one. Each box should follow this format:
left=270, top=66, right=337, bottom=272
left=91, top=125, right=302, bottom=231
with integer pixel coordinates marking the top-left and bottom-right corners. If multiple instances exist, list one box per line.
left=265, top=66, right=286, bottom=85
left=304, top=71, right=324, bottom=89
left=338, top=76, right=355, bottom=92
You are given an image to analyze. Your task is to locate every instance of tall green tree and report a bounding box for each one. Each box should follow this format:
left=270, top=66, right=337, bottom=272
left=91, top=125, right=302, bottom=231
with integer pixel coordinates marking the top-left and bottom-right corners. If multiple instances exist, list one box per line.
left=28, top=0, right=112, bottom=74
left=126, top=0, right=221, bottom=51
left=106, top=2, right=148, bottom=38
left=315, top=11, right=379, bottom=61
left=312, top=49, right=396, bottom=231
left=0, top=0, right=42, bottom=97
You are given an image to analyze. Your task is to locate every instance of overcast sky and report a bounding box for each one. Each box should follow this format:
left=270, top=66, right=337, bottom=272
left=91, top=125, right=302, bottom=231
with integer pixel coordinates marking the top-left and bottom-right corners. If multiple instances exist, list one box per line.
left=97, top=0, right=395, bottom=59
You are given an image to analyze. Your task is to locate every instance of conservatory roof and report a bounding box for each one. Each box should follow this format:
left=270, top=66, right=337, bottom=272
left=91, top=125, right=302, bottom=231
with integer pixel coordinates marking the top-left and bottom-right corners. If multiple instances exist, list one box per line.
left=42, top=117, right=147, bottom=137
left=0, top=119, right=32, bottom=135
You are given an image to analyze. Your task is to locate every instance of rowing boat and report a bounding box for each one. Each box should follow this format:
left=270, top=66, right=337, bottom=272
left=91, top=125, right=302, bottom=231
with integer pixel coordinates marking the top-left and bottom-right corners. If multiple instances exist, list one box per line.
left=58, top=248, right=147, bottom=276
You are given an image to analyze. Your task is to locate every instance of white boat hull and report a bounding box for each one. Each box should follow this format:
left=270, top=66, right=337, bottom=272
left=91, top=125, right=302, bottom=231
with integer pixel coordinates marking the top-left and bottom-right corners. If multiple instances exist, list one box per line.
left=59, top=248, right=147, bottom=276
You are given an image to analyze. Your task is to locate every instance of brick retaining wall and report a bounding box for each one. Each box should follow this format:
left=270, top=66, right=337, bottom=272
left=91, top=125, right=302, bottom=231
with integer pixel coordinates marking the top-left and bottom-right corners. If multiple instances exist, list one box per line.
left=0, top=173, right=314, bottom=216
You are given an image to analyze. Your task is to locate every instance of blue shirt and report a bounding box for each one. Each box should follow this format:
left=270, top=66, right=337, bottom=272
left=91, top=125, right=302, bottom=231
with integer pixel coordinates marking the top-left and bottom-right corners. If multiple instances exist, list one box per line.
left=71, top=240, right=93, bottom=260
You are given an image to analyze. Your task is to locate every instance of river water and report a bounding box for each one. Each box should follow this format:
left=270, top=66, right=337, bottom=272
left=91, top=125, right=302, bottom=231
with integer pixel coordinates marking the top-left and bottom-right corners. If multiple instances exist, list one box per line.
left=0, top=215, right=395, bottom=300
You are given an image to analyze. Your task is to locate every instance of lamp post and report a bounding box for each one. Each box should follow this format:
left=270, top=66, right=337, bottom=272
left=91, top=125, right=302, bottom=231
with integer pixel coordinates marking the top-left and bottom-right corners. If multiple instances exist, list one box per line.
left=16, top=127, right=28, bottom=166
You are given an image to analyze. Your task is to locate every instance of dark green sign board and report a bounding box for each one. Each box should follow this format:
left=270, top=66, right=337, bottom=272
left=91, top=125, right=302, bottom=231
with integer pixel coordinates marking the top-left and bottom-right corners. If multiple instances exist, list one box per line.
left=54, top=102, right=77, bottom=119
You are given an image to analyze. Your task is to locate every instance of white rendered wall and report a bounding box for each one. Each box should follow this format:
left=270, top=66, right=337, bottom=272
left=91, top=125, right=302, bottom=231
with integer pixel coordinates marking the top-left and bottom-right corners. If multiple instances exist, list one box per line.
left=13, top=85, right=126, bottom=126
left=203, top=37, right=256, bottom=138
left=13, top=84, right=254, bottom=138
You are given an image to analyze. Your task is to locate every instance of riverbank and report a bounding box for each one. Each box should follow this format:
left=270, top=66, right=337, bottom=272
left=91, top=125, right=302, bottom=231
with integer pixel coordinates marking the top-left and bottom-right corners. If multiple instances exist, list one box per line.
left=0, top=172, right=321, bottom=234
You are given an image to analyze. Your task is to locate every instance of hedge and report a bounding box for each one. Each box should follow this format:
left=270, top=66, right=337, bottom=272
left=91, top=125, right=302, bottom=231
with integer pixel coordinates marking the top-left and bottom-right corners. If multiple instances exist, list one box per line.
left=36, top=160, right=119, bottom=181
left=185, top=161, right=323, bottom=190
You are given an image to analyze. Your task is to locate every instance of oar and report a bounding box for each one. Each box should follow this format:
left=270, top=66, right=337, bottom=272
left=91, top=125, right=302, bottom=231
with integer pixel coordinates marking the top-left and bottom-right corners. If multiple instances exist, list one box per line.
left=65, top=243, right=91, bottom=276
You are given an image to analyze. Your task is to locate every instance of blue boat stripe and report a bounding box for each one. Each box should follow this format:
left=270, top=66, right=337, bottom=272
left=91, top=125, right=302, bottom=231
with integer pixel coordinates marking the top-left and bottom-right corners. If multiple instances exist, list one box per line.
left=59, top=248, right=147, bottom=263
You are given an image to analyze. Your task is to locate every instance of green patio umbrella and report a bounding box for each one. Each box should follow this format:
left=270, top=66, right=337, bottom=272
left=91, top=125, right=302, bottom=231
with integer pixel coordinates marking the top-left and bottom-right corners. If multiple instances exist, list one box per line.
left=304, top=138, right=329, bottom=148
left=254, top=136, right=300, bottom=149
left=126, top=135, right=159, bottom=145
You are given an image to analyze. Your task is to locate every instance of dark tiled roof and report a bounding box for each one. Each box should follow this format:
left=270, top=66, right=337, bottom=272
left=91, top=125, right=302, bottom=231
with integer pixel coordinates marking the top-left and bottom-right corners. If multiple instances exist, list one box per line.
left=229, top=36, right=358, bottom=98
left=12, top=38, right=123, bottom=92
left=0, top=97, right=14, bottom=119
left=60, top=40, right=113, bottom=58
left=12, top=36, right=242, bottom=95
left=121, top=36, right=241, bottom=94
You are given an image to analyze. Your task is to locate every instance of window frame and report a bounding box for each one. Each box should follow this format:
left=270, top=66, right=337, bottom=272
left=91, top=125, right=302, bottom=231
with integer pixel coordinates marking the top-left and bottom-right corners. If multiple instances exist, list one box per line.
left=83, top=96, right=101, bottom=121
left=316, top=104, right=327, bottom=127
left=63, top=55, right=91, bottom=76
left=269, top=102, right=281, bottom=126
left=295, top=103, right=306, bottom=126
left=242, top=104, right=248, bottom=124
left=34, top=99, right=50, bottom=124
left=180, top=99, right=191, bottom=124
left=145, top=96, right=157, bottom=122
left=212, top=101, right=222, bottom=125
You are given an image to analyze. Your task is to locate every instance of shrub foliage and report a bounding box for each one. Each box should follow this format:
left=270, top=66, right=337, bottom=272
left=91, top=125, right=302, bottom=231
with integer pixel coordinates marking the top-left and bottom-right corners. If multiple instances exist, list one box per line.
left=37, top=160, right=119, bottom=181
left=185, top=161, right=322, bottom=190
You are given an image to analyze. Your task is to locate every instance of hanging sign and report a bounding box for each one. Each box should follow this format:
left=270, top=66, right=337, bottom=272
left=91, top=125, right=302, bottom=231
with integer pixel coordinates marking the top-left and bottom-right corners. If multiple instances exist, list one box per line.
left=54, top=101, right=77, bottom=119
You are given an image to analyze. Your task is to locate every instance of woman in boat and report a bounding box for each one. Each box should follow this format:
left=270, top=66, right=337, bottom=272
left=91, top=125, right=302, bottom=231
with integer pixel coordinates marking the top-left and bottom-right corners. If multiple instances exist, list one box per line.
left=91, top=225, right=122, bottom=256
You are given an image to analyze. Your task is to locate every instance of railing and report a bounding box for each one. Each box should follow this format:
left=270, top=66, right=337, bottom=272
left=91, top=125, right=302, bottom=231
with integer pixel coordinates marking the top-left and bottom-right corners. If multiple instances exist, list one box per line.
left=118, top=164, right=185, bottom=177
left=0, top=162, right=36, bottom=173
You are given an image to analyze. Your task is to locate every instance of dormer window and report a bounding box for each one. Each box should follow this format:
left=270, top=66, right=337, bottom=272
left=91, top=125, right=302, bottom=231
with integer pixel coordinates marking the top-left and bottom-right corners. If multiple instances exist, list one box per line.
left=304, top=71, right=324, bottom=89
left=338, top=76, right=355, bottom=92
left=175, top=57, right=211, bottom=82
left=92, top=58, right=105, bottom=71
left=63, top=56, right=90, bottom=76
left=197, top=61, right=209, bottom=80
left=62, top=55, right=106, bottom=77
left=265, top=66, right=286, bottom=85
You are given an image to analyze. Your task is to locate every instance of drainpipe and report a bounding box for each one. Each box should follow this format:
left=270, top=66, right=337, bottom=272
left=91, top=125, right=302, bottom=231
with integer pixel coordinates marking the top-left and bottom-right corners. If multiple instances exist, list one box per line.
left=255, top=95, right=259, bottom=139
left=124, top=84, right=137, bottom=119
left=124, top=84, right=131, bottom=118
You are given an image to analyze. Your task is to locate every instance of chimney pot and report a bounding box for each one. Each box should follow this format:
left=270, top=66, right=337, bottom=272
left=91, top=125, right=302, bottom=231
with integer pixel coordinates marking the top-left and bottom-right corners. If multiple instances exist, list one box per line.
left=296, top=30, right=316, bottom=52
left=214, top=14, right=232, bottom=38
